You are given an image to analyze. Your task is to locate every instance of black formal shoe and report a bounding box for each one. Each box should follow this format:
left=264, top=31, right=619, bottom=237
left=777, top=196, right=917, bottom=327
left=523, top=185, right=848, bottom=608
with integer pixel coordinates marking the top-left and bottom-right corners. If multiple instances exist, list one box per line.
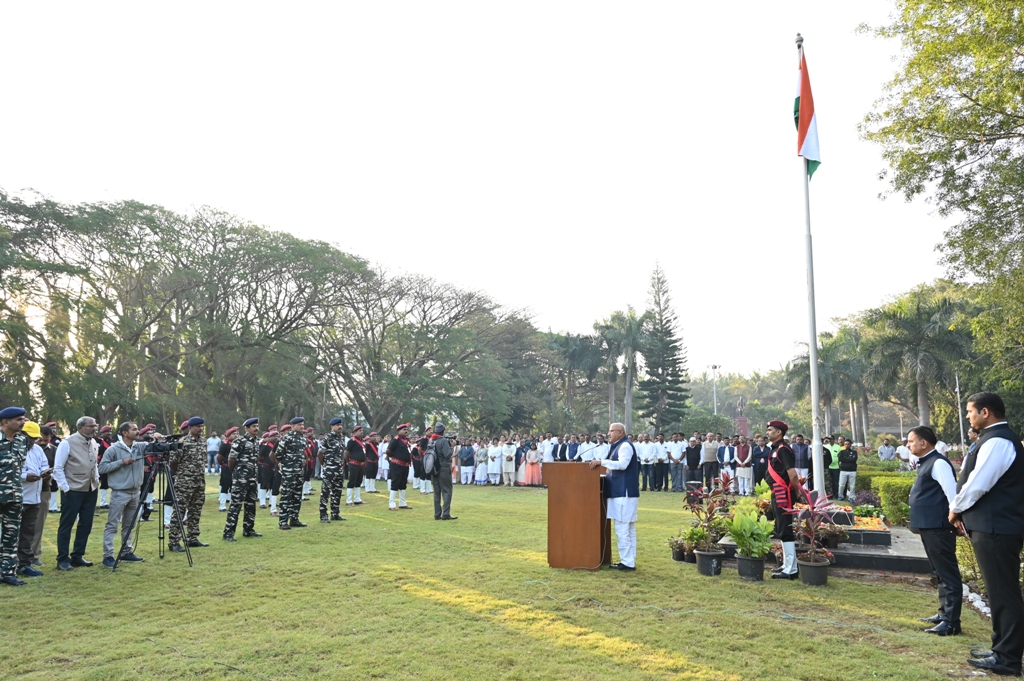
left=69, top=557, right=93, bottom=567
left=243, top=531, right=262, bottom=537
left=924, top=621, right=960, bottom=636
left=972, top=649, right=994, bottom=659
left=102, top=557, right=116, bottom=568
left=771, top=566, right=785, bottom=573
left=289, top=520, right=307, bottom=527
left=441, top=516, right=458, bottom=520
left=609, top=563, right=636, bottom=571
left=967, top=656, right=1023, bottom=676
left=771, top=571, right=799, bottom=580
left=279, top=524, right=291, bottom=531
left=330, top=514, right=346, bottom=521
left=918, top=614, right=943, bottom=624
left=185, top=540, right=209, bottom=547
left=169, top=544, right=186, bottom=553
left=57, top=561, right=74, bottom=571
left=223, top=535, right=237, bottom=542
left=1, top=576, right=26, bottom=586
left=120, top=553, right=144, bottom=562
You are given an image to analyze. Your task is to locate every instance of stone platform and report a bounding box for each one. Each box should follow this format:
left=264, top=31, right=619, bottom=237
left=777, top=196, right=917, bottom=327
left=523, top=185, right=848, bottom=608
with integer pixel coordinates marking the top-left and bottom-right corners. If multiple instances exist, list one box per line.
left=720, top=527, right=930, bottom=573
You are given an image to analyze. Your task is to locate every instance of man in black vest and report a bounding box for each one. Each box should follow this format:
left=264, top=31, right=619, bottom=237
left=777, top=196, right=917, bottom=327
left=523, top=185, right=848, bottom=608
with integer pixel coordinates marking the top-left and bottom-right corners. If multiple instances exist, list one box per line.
left=906, top=426, right=961, bottom=636
left=950, top=392, right=1024, bottom=676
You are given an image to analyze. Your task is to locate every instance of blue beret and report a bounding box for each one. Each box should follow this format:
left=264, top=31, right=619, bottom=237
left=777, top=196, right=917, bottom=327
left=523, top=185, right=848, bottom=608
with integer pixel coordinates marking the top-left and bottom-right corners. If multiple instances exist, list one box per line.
left=290, top=417, right=305, bottom=425
left=0, top=407, right=27, bottom=420
left=328, top=418, right=343, bottom=426
left=243, top=418, right=259, bottom=428
left=187, top=417, right=205, bottom=427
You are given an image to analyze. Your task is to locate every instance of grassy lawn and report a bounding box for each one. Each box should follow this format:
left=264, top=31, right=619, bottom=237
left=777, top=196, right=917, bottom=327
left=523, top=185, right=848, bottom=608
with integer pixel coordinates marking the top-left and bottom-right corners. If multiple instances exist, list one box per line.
left=3, top=478, right=992, bottom=680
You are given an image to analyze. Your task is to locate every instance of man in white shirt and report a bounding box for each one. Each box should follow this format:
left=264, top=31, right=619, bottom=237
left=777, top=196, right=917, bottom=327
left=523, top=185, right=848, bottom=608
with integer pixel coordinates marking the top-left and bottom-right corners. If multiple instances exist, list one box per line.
left=949, top=392, right=1024, bottom=676
left=652, top=434, right=669, bottom=492
left=17, top=422, right=50, bottom=578
left=206, top=432, right=222, bottom=473
left=896, top=437, right=917, bottom=469
left=53, top=416, right=101, bottom=570
left=667, top=433, right=686, bottom=492
left=589, top=422, right=638, bottom=571
left=576, top=437, right=597, bottom=462
left=638, top=435, right=654, bottom=492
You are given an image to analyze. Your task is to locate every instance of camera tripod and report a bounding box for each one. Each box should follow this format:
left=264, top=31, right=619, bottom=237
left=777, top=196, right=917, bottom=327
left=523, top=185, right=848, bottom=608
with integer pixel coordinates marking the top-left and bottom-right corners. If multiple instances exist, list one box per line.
left=112, top=457, right=193, bottom=571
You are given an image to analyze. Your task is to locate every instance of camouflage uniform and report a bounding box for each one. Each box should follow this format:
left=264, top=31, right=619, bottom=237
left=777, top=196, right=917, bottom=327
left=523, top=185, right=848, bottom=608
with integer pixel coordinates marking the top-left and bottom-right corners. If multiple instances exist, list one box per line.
left=319, top=431, right=345, bottom=520
left=169, top=433, right=207, bottom=547
left=0, top=431, right=28, bottom=578
left=276, top=431, right=307, bottom=528
left=223, top=433, right=260, bottom=538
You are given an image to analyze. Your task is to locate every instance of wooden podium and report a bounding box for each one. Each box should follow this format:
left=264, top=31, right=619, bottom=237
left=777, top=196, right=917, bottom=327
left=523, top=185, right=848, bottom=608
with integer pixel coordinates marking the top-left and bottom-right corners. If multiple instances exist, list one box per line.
left=544, top=462, right=611, bottom=571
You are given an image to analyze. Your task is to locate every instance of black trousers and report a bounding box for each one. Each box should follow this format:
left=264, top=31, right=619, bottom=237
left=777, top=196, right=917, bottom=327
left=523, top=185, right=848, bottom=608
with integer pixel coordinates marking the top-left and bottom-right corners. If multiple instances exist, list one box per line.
left=655, top=462, right=669, bottom=490
left=828, top=469, right=840, bottom=500
left=703, top=462, right=720, bottom=490
left=56, top=489, right=97, bottom=563
left=918, top=527, right=962, bottom=624
left=970, top=530, right=1024, bottom=668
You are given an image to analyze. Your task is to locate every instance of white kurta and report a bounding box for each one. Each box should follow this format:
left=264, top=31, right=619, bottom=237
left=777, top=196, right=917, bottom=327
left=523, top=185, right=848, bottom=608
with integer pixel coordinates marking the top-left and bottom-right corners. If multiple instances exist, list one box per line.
left=600, top=440, right=639, bottom=523
left=502, top=444, right=516, bottom=473
left=486, top=446, right=503, bottom=475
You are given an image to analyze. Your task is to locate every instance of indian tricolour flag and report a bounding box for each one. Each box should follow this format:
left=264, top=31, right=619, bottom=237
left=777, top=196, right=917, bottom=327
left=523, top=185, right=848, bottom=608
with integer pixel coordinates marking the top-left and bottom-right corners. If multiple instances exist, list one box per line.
left=794, top=51, right=821, bottom=178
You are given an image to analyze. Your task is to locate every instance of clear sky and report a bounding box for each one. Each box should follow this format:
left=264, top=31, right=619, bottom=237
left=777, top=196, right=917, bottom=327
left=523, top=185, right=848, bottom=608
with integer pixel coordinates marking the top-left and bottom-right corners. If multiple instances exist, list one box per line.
left=1, top=1, right=947, bottom=374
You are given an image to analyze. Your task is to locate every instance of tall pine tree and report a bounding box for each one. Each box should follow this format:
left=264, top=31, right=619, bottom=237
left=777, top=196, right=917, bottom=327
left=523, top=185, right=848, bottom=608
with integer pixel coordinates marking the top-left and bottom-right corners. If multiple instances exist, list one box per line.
left=638, top=264, right=689, bottom=432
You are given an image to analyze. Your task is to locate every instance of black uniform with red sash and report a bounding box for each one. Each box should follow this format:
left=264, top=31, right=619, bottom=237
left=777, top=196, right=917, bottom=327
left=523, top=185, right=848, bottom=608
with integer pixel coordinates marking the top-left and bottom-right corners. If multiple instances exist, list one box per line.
left=768, top=439, right=797, bottom=541
left=365, top=441, right=379, bottom=479
left=388, top=437, right=412, bottom=490
left=346, top=437, right=366, bottom=488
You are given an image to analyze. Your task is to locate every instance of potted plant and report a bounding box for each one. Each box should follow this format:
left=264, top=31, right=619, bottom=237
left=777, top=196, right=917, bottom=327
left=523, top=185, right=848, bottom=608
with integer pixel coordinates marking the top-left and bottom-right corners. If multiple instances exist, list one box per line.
left=754, top=479, right=774, bottom=520
left=724, top=508, right=774, bottom=581
left=688, top=478, right=729, bottom=576
left=667, top=534, right=687, bottom=562
left=790, top=484, right=835, bottom=586
left=815, top=522, right=849, bottom=549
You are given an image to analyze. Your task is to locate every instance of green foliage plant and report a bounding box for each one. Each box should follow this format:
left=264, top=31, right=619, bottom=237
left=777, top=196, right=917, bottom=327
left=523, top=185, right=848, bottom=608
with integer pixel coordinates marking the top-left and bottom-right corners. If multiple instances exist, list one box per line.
left=724, top=509, right=773, bottom=559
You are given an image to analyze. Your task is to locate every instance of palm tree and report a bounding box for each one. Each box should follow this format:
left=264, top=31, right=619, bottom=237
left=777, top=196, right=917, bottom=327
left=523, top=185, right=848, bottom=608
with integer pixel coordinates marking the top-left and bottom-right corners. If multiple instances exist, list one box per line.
left=864, top=292, right=971, bottom=426
left=789, top=332, right=860, bottom=435
left=596, top=308, right=648, bottom=433
left=549, top=333, right=604, bottom=428
left=595, top=322, right=621, bottom=425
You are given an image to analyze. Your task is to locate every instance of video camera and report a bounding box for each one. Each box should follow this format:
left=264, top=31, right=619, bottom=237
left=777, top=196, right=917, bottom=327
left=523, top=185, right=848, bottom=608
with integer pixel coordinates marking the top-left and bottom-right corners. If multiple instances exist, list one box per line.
left=145, top=432, right=184, bottom=457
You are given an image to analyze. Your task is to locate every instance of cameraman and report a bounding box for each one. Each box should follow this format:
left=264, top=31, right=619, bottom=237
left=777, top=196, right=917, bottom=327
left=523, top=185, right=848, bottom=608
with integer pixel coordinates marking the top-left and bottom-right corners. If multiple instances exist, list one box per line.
left=98, top=422, right=147, bottom=567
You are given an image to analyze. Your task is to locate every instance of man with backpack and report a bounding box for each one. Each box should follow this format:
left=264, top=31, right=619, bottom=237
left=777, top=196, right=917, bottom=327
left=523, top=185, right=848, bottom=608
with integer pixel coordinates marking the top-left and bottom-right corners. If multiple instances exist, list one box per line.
left=426, top=423, right=456, bottom=520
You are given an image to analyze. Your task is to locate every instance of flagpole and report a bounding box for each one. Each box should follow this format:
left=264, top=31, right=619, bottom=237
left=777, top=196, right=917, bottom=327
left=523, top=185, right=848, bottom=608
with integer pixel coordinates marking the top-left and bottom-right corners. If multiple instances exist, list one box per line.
left=797, top=33, right=825, bottom=497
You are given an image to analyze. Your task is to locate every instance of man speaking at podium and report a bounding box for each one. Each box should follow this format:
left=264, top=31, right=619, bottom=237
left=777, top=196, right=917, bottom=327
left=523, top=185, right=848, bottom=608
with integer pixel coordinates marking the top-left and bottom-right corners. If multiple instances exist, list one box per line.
left=589, top=422, right=638, bottom=571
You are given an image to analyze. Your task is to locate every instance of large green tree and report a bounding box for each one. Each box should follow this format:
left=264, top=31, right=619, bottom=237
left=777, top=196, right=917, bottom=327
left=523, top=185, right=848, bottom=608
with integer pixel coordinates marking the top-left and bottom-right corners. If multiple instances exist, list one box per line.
left=637, top=264, right=689, bottom=433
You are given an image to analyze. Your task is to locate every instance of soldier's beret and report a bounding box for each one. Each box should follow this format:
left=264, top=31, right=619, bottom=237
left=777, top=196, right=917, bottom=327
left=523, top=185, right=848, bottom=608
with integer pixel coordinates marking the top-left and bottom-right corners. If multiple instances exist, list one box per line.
left=43, top=421, right=57, bottom=428
left=369, top=431, right=378, bottom=438
left=289, top=417, right=305, bottom=425
left=767, top=420, right=789, bottom=433
left=281, top=424, right=292, bottom=432
left=396, top=423, right=411, bottom=431
left=304, top=427, right=313, bottom=433
left=352, top=425, right=363, bottom=433
left=261, top=431, right=271, bottom=438
left=0, top=407, right=27, bottom=420
left=328, top=418, right=343, bottom=426
left=187, top=417, right=205, bottom=427
left=268, top=425, right=278, bottom=431
left=224, top=426, right=239, bottom=437
left=99, top=425, right=112, bottom=433
left=180, top=420, right=189, bottom=430
left=243, top=418, right=259, bottom=428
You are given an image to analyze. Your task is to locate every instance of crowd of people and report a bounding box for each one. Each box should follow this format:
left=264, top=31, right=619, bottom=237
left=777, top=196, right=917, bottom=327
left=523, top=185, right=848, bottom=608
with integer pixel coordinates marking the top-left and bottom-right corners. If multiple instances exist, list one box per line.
left=2, top=393, right=1024, bottom=677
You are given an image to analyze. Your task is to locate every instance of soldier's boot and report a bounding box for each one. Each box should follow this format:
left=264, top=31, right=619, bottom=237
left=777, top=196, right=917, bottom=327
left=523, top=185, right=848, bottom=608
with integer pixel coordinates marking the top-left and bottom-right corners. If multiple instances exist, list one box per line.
left=289, top=519, right=307, bottom=527
left=320, top=515, right=331, bottom=523
left=223, top=535, right=237, bottom=542
left=243, top=530, right=262, bottom=537
left=331, top=514, right=346, bottom=521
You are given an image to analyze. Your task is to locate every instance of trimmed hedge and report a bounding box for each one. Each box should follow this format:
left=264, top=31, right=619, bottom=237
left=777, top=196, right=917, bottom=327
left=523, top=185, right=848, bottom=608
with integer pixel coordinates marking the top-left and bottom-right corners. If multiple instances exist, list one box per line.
left=876, top=478, right=916, bottom=527
left=856, top=469, right=915, bottom=492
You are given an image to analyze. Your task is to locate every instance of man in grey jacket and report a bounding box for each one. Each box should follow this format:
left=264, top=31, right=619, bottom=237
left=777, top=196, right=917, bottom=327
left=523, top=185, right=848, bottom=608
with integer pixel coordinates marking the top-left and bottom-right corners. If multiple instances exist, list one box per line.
left=97, top=422, right=147, bottom=567
left=430, top=424, right=456, bottom=521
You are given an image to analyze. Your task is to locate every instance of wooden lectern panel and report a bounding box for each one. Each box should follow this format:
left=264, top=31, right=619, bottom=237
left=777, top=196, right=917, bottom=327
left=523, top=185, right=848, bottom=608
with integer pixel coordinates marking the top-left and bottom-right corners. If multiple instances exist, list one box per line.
left=545, top=462, right=612, bottom=571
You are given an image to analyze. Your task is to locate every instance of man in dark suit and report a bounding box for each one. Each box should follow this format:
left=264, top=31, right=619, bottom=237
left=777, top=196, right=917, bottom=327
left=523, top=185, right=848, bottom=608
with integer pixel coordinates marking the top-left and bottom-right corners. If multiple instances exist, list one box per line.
left=950, top=392, right=1024, bottom=676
